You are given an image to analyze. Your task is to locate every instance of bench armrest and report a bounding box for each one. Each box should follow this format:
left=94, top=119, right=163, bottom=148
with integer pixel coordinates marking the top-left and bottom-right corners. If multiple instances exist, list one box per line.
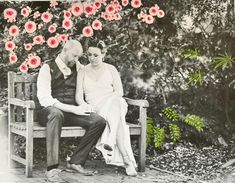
left=124, top=97, right=149, bottom=108
left=8, top=98, right=35, bottom=109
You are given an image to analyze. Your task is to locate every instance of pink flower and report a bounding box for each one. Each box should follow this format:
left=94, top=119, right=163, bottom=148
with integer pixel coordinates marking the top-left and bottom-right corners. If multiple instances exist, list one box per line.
left=64, top=10, right=72, bottom=19
left=92, top=19, right=102, bottom=30
left=28, top=55, right=41, bottom=68
left=41, top=12, right=53, bottom=23
left=112, top=0, right=120, bottom=6
left=71, top=3, right=83, bottom=16
left=50, top=0, right=58, bottom=8
left=9, top=53, right=18, bottom=64
left=157, top=10, right=165, bottom=18
left=25, top=21, right=37, bottom=34
left=5, top=41, right=16, bottom=51
left=149, top=6, right=159, bottom=16
left=82, top=26, right=94, bottom=37
left=106, top=4, right=115, bottom=14
left=114, top=13, right=122, bottom=20
left=47, top=37, right=59, bottom=48
left=24, top=43, right=32, bottom=51
left=101, top=12, right=110, bottom=20
left=20, top=63, right=28, bottom=73
left=131, top=0, right=142, bottom=8
left=4, top=8, right=17, bottom=22
left=9, top=25, right=20, bottom=37
left=144, top=15, right=154, bottom=24
left=84, top=4, right=94, bottom=16
left=93, top=0, right=102, bottom=9
left=33, top=11, right=41, bottom=19
left=116, top=5, right=122, bottom=12
left=33, top=35, right=45, bottom=45
left=60, top=34, right=69, bottom=42
left=48, top=24, right=57, bottom=33
left=62, top=19, right=73, bottom=30
left=122, top=0, right=129, bottom=6
left=21, top=8, right=30, bottom=17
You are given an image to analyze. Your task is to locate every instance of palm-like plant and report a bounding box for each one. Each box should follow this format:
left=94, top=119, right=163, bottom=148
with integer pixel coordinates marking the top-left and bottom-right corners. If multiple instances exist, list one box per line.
left=213, top=53, right=234, bottom=70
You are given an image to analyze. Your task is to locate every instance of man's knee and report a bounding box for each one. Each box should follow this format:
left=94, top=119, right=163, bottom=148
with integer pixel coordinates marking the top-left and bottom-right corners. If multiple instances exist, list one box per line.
left=93, top=114, right=106, bottom=129
left=43, top=107, right=64, bottom=126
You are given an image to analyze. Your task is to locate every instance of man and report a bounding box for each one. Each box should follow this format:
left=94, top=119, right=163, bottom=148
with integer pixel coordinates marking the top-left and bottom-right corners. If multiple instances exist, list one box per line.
left=37, top=40, right=106, bottom=183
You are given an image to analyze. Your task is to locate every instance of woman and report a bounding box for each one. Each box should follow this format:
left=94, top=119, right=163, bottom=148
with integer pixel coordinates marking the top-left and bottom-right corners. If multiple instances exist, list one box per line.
left=76, top=40, right=137, bottom=176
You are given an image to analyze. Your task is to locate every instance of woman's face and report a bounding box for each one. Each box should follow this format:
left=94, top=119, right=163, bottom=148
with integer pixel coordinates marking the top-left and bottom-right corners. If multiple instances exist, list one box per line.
left=87, top=47, right=104, bottom=66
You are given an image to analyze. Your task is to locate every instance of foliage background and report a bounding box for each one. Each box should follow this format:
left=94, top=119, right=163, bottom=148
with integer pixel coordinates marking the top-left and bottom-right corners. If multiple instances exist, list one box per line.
left=0, top=0, right=235, bottom=157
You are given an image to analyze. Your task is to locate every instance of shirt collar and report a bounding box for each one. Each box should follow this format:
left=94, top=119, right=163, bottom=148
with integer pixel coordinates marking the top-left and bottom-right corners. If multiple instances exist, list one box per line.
left=55, top=55, right=71, bottom=78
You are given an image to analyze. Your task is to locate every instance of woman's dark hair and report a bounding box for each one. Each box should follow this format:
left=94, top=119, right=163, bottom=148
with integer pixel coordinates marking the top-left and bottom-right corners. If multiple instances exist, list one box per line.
left=88, top=39, right=107, bottom=53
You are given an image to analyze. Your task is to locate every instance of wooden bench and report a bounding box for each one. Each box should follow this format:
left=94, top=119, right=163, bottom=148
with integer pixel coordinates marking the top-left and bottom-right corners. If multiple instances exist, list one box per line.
left=8, top=71, right=149, bottom=177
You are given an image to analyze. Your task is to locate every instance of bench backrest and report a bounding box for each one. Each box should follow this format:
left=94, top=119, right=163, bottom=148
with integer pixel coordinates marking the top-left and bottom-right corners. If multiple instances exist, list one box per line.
left=8, top=72, right=40, bottom=122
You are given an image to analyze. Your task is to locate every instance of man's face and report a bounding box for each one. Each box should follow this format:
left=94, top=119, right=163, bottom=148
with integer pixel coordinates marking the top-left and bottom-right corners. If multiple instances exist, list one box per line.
left=65, top=48, right=82, bottom=68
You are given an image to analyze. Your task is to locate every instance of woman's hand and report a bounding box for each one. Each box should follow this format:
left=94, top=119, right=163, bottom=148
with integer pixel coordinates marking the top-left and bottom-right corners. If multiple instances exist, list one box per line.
left=70, top=105, right=92, bottom=116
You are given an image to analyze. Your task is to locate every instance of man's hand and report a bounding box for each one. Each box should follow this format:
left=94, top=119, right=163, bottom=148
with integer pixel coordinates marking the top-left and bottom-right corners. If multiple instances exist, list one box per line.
left=70, top=105, right=94, bottom=116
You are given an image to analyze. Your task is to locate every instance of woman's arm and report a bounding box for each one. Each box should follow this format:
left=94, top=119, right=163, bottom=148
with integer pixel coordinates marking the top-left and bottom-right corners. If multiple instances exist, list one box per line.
left=75, top=67, right=87, bottom=105
left=109, top=64, right=124, bottom=97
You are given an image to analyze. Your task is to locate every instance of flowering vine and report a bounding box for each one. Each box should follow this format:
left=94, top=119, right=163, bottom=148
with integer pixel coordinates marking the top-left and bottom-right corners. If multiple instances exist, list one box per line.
left=2, top=0, right=165, bottom=72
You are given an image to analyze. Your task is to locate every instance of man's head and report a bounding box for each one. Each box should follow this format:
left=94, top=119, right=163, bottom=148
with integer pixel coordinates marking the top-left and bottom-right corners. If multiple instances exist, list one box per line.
left=61, top=40, right=83, bottom=68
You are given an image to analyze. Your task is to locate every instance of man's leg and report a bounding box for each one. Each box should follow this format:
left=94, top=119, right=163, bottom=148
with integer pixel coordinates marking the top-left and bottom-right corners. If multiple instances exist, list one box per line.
left=39, top=106, right=64, bottom=170
left=63, top=112, right=106, bottom=166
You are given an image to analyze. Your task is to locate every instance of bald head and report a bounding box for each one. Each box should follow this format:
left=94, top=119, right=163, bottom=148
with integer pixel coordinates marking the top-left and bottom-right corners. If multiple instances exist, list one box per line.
left=63, top=39, right=83, bottom=55
left=60, top=39, right=83, bottom=68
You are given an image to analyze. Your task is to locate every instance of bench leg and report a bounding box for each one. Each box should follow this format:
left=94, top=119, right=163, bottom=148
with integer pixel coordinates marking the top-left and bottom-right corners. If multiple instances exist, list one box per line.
left=8, top=132, right=18, bottom=168
left=25, top=134, right=33, bottom=177
left=138, top=135, right=146, bottom=172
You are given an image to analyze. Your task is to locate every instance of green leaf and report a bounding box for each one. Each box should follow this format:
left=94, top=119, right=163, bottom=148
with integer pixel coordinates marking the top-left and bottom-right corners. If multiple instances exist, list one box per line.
left=213, top=53, right=234, bottom=70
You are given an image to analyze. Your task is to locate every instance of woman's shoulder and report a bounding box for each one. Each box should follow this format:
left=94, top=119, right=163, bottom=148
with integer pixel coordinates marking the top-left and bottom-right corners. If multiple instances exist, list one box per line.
left=105, top=63, right=117, bottom=71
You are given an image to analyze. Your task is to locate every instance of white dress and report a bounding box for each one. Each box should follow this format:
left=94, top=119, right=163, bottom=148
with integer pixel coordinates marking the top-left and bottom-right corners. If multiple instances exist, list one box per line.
left=83, top=64, right=137, bottom=167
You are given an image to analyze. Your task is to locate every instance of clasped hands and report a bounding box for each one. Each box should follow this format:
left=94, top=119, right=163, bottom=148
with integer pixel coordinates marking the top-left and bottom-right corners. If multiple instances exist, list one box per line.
left=71, top=103, right=95, bottom=116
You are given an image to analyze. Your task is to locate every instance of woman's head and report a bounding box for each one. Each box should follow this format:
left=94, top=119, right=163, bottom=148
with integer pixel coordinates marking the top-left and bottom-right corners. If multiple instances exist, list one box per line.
left=87, top=40, right=106, bottom=67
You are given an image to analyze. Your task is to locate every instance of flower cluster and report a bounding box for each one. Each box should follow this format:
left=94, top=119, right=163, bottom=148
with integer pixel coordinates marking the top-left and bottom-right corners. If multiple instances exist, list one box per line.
left=138, top=4, right=165, bottom=24
left=3, top=0, right=164, bottom=72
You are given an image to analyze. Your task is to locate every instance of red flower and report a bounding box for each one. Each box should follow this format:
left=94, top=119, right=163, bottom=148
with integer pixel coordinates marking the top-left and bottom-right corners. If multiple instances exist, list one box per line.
left=9, top=53, right=18, bottom=64
left=25, top=21, right=37, bottom=34
left=64, top=10, right=72, bottom=19
left=28, top=55, right=41, bottom=68
left=92, top=19, right=102, bottom=30
left=41, top=12, right=53, bottom=23
left=60, top=34, right=69, bottom=42
left=122, top=0, right=129, bottom=7
left=47, top=37, right=59, bottom=48
left=62, top=19, right=73, bottom=30
left=71, top=3, right=83, bottom=16
left=4, top=8, right=17, bottom=22
left=48, top=24, right=57, bottom=33
left=20, top=63, right=28, bottom=73
left=144, top=15, right=154, bottom=24
left=84, top=4, right=94, bottom=16
left=82, top=26, right=94, bottom=37
left=157, top=10, right=165, bottom=18
left=131, top=0, right=142, bottom=8
left=9, top=25, right=19, bottom=37
left=94, top=0, right=102, bottom=9
left=33, top=35, right=45, bottom=45
left=149, top=6, right=159, bottom=16
left=106, top=4, right=115, bottom=14
left=24, top=43, right=32, bottom=51
left=5, top=41, right=16, bottom=51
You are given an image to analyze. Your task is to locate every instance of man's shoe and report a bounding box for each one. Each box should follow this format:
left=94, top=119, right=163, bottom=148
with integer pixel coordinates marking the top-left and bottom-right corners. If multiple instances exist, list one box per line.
left=66, top=163, right=94, bottom=176
left=45, top=168, right=67, bottom=183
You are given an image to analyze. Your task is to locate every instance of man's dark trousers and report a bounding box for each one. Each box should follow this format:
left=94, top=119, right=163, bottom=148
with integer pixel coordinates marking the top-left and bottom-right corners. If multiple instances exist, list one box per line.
left=39, top=106, right=106, bottom=167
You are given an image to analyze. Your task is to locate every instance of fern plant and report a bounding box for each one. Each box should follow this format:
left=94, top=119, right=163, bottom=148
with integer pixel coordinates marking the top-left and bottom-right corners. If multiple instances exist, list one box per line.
left=153, top=127, right=165, bottom=149
left=169, top=123, right=181, bottom=143
left=187, top=70, right=204, bottom=86
left=146, top=117, right=154, bottom=144
left=180, top=49, right=200, bottom=59
left=184, top=114, right=205, bottom=132
left=163, top=107, right=179, bottom=123
left=213, top=53, right=234, bottom=70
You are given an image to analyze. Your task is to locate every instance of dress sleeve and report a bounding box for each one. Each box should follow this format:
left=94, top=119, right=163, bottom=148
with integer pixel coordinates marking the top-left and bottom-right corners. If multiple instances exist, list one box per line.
left=109, top=64, right=124, bottom=97
left=76, top=67, right=87, bottom=105
left=37, top=64, right=59, bottom=107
